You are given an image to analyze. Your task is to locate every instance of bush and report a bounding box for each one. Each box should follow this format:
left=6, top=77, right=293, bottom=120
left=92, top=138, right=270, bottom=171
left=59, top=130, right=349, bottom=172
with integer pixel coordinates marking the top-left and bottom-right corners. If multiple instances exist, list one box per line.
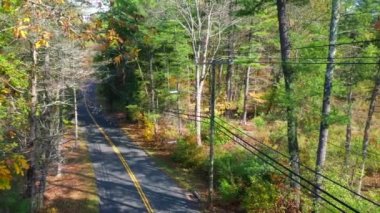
left=171, top=137, right=206, bottom=169
left=219, top=179, right=240, bottom=202
left=243, top=176, right=279, bottom=212
left=125, top=104, right=143, bottom=122
left=252, top=116, right=266, bottom=129
left=214, top=150, right=280, bottom=211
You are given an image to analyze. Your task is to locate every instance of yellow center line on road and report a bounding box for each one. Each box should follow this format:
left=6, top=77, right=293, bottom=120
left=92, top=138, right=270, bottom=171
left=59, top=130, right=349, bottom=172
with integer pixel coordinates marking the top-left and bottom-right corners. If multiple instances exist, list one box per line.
left=84, top=94, right=154, bottom=213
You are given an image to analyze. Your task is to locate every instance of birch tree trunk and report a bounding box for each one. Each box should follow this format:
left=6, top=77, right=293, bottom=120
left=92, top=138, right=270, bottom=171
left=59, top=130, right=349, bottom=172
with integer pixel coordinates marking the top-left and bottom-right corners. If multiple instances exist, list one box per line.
left=357, top=69, right=380, bottom=194
left=242, top=66, right=251, bottom=125
left=314, top=0, right=341, bottom=209
left=74, top=87, right=78, bottom=148
left=276, top=0, right=301, bottom=209
left=226, top=0, right=234, bottom=103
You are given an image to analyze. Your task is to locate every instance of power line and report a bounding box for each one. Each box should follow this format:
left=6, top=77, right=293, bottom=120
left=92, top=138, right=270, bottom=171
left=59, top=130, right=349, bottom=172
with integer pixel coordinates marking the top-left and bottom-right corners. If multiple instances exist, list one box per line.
left=261, top=56, right=380, bottom=60
left=166, top=112, right=372, bottom=212
left=174, top=110, right=380, bottom=207
left=213, top=121, right=359, bottom=212
left=218, top=56, right=380, bottom=65
left=215, top=127, right=346, bottom=212
left=293, top=39, right=380, bottom=50
left=214, top=117, right=380, bottom=207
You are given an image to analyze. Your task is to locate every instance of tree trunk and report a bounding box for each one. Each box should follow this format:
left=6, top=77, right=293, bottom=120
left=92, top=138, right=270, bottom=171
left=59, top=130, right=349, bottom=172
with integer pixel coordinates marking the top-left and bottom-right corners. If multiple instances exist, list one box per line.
left=149, top=54, right=155, bottom=112
left=276, top=0, right=301, bottom=209
left=27, top=44, right=38, bottom=213
left=195, top=63, right=205, bottom=147
left=242, top=66, right=251, bottom=125
left=226, top=1, right=235, bottom=118
left=176, top=82, right=182, bottom=134
left=344, top=82, right=353, bottom=174
left=74, top=87, right=79, bottom=148
left=314, top=0, right=341, bottom=209
left=357, top=69, right=380, bottom=194
left=149, top=54, right=158, bottom=143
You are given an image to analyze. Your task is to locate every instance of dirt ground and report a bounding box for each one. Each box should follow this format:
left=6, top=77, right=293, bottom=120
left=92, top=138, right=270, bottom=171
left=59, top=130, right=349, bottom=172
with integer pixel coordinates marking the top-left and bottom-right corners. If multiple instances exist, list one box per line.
left=43, top=129, right=99, bottom=213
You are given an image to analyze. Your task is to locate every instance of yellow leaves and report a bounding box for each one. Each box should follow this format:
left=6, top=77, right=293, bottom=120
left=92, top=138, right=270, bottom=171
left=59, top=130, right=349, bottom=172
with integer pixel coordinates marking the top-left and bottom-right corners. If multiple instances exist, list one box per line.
left=250, top=92, right=266, bottom=104
left=1, top=88, right=10, bottom=94
left=54, top=0, right=65, bottom=4
left=22, top=18, right=30, bottom=24
left=35, top=39, right=49, bottom=48
left=106, top=29, right=123, bottom=45
left=0, top=164, right=12, bottom=190
left=35, top=32, right=52, bottom=49
left=11, top=156, right=29, bottom=176
left=13, top=18, right=31, bottom=39
left=13, top=26, right=28, bottom=39
left=0, top=155, right=29, bottom=190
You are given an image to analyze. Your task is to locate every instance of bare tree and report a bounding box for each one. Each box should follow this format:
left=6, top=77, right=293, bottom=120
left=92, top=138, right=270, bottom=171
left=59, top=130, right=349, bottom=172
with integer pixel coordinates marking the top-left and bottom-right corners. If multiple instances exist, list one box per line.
left=172, top=0, right=230, bottom=146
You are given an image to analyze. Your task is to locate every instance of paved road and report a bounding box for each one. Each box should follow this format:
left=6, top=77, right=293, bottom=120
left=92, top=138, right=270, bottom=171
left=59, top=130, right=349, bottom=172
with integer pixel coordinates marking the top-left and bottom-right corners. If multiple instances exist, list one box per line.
left=78, top=83, right=200, bottom=213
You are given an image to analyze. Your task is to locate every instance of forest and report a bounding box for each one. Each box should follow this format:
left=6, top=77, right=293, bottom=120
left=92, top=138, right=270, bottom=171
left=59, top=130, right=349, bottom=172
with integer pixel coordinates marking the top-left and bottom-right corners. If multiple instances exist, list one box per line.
left=1, top=0, right=380, bottom=212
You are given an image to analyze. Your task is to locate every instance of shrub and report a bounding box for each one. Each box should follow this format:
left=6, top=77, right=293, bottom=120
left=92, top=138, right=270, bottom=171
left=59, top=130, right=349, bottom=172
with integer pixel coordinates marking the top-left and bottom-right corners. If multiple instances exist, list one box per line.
left=243, top=176, right=279, bottom=212
left=171, top=137, right=206, bottom=169
left=252, top=116, right=266, bottom=129
left=218, top=179, right=240, bottom=202
left=214, top=150, right=280, bottom=211
left=125, top=104, right=143, bottom=122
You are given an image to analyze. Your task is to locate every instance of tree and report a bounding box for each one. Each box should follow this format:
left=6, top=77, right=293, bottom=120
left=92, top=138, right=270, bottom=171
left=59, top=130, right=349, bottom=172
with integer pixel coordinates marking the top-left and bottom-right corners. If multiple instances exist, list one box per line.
left=314, top=0, right=341, bottom=209
left=276, top=0, right=301, bottom=209
left=172, top=0, right=229, bottom=146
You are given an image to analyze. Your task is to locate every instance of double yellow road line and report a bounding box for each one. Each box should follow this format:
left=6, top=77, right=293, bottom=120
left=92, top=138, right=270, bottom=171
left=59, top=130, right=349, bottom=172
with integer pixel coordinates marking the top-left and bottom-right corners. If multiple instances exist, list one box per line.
left=84, top=94, right=154, bottom=213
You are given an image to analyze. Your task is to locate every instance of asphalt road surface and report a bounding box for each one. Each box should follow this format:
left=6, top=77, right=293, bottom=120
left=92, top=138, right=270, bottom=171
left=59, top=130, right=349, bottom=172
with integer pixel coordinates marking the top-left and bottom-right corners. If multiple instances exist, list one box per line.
left=78, top=83, right=200, bottom=213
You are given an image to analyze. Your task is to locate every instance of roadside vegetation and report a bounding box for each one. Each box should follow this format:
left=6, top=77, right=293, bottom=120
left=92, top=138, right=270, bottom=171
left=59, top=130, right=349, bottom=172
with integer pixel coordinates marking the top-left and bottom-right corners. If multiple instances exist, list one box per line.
left=94, top=0, right=380, bottom=212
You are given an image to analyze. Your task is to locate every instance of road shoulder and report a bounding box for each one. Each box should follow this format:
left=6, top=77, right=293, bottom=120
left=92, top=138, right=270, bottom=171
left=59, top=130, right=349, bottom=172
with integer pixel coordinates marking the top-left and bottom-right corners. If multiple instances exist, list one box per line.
left=44, top=127, right=99, bottom=213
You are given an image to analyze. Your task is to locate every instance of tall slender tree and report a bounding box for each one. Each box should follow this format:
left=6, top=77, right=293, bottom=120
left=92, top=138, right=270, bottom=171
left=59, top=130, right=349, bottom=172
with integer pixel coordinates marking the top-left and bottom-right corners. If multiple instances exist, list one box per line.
left=314, top=0, right=341, bottom=209
left=276, top=0, right=301, bottom=209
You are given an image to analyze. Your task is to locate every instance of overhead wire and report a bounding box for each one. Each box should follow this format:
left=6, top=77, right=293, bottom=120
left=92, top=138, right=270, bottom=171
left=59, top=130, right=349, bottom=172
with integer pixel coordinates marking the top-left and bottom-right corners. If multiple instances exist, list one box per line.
left=293, top=39, right=380, bottom=50
left=164, top=110, right=380, bottom=208
left=214, top=126, right=346, bottom=212
left=164, top=111, right=361, bottom=211
left=213, top=119, right=360, bottom=212
left=214, top=117, right=380, bottom=207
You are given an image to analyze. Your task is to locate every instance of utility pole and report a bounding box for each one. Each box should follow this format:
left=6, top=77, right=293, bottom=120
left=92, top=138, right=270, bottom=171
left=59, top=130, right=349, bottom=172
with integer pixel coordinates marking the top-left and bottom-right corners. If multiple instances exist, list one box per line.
left=208, top=60, right=216, bottom=210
